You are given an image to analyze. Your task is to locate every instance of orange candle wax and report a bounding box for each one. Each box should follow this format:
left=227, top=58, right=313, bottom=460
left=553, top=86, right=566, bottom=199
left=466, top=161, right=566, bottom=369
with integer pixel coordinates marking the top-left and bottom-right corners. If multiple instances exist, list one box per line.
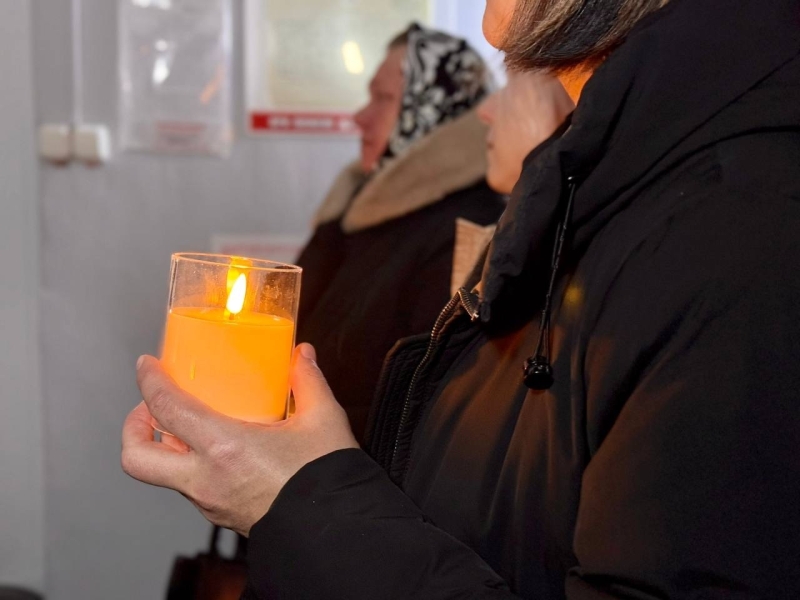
left=161, top=307, right=295, bottom=423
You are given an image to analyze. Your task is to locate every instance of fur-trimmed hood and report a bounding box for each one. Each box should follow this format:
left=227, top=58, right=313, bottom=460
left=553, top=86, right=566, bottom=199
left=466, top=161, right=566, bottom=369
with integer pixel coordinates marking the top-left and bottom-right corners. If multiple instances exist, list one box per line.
left=315, top=109, right=489, bottom=233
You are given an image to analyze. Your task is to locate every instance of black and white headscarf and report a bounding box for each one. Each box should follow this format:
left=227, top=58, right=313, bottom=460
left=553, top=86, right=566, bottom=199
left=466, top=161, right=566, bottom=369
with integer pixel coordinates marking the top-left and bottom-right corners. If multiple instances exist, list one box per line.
left=383, top=23, right=493, bottom=163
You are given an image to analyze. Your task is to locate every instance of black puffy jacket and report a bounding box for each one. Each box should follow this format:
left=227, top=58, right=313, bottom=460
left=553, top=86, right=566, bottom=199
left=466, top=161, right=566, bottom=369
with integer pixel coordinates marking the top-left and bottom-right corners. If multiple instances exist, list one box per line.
left=296, top=111, right=505, bottom=441
left=246, top=0, right=800, bottom=597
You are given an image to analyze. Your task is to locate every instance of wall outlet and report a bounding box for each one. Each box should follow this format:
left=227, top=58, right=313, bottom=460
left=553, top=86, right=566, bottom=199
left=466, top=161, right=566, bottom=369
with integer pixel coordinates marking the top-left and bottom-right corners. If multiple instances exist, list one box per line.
left=39, top=123, right=72, bottom=164
left=73, top=124, right=112, bottom=164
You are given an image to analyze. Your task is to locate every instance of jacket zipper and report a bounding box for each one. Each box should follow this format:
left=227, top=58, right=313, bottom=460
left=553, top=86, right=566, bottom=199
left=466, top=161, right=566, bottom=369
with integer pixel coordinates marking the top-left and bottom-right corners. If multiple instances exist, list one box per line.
left=390, top=287, right=480, bottom=474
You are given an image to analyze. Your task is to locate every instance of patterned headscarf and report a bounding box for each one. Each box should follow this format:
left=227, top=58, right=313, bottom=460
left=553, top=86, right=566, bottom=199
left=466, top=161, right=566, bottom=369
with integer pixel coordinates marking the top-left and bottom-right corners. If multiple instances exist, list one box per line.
left=383, top=23, right=493, bottom=164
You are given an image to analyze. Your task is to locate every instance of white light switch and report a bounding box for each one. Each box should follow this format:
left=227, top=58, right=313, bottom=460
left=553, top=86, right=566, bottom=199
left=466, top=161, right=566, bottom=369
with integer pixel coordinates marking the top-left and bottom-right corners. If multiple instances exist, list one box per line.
left=39, top=124, right=72, bottom=163
left=74, top=124, right=112, bottom=164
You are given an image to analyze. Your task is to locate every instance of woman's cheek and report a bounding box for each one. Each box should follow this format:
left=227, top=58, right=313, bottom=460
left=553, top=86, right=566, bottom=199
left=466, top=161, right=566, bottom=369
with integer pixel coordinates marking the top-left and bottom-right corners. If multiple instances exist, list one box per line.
left=483, top=0, right=518, bottom=48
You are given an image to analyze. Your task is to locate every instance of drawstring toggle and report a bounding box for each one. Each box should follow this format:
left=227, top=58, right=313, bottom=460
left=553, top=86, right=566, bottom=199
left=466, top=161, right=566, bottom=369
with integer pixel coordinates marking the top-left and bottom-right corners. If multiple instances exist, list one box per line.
left=523, top=175, right=579, bottom=391
left=523, top=355, right=554, bottom=391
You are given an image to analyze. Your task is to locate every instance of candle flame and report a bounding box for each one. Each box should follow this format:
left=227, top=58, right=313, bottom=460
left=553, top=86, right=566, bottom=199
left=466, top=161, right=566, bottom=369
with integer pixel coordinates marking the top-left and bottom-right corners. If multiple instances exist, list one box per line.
left=226, top=274, right=247, bottom=315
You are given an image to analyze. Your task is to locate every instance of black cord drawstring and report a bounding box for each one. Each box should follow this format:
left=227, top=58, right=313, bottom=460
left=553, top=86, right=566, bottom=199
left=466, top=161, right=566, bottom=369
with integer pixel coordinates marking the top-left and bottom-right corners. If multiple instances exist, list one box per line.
left=523, top=176, right=578, bottom=390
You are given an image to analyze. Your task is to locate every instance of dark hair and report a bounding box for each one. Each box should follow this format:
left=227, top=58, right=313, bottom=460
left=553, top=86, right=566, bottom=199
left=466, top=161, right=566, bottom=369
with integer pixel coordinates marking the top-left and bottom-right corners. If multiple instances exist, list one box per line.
left=502, top=0, right=669, bottom=72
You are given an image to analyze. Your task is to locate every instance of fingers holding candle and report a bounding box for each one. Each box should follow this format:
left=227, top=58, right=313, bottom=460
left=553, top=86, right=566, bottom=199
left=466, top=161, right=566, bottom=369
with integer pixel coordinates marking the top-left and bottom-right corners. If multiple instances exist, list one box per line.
left=290, top=344, right=334, bottom=414
left=160, top=429, right=191, bottom=454
left=121, top=401, right=157, bottom=447
left=121, top=402, right=195, bottom=492
left=136, top=355, right=231, bottom=448
left=122, top=255, right=316, bottom=536
left=123, top=345, right=361, bottom=536
left=289, top=344, right=359, bottom=449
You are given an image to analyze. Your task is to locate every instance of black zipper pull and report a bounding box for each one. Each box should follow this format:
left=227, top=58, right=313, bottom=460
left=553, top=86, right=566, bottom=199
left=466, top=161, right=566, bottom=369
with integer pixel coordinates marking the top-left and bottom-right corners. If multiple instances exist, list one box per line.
left=457, top=287, right=480, bottom=321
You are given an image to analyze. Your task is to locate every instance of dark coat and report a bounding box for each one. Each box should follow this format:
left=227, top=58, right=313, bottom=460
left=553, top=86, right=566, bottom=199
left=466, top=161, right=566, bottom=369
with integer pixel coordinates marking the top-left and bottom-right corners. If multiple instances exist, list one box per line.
left=246, top=0, right=800, bottom=598
left=295, top=112, right=505, bottom=441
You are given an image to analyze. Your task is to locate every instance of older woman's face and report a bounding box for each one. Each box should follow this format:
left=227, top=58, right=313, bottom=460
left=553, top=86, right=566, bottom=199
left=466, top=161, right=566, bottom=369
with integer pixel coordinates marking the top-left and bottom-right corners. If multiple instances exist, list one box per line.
left=477, top=71, right=574, bottom=194
left=483, top=0, right=520, bottom=48
left=353, top=46, right=406, bottom=173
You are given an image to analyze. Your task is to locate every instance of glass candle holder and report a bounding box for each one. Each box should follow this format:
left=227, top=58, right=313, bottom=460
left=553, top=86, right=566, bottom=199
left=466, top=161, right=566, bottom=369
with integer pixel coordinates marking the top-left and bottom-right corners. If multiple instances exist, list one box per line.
left=160, top=253, right=302, bottom=424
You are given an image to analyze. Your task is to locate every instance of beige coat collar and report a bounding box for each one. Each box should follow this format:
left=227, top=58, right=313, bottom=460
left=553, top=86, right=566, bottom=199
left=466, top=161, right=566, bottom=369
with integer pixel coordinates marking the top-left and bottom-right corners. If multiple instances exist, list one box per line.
left=314, top=110, right=489, bottom=233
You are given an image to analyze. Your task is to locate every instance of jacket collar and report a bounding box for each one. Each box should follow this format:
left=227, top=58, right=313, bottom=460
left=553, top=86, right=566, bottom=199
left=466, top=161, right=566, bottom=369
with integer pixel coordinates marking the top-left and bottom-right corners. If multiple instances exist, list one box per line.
left=479, top=0, right=800, bottom=324
left=314, top=110, right=489, bottom=233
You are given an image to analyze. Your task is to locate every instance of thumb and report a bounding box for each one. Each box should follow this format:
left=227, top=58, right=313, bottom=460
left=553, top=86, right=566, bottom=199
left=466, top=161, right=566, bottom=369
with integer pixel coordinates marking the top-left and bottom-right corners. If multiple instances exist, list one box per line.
left=136, top=355, right=226, bottom=447
left=290, top=344, right=337, bottom=415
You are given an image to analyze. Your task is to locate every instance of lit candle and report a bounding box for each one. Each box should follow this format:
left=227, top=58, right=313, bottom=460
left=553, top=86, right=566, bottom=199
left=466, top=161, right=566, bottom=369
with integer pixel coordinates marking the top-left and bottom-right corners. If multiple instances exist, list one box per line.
left=160, top=254, right=301, bottom=424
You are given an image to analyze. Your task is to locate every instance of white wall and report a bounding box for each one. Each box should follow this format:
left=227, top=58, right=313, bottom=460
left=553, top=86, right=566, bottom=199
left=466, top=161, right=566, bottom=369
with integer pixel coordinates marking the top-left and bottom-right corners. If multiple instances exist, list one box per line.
left=33, top=1, right=356, bottom=598
left=21, top=1, right=496, bottom=598
left=0, top=0, right=45, bottom=592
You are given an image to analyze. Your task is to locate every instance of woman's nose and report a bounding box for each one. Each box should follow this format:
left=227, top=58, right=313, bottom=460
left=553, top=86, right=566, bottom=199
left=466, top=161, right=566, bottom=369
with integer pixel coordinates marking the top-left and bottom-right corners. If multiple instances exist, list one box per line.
left=354, top=105, right=371, bottom=131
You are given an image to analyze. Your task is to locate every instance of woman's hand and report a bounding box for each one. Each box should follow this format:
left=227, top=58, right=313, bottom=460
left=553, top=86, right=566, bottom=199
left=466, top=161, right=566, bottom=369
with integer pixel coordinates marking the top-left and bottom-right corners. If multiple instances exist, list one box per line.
left=121, top=344, right=359, bottom=537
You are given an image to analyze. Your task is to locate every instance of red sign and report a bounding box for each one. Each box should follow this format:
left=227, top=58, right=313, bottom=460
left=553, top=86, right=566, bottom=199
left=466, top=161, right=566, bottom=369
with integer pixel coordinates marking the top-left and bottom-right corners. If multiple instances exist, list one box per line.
left=251, top=111, right=358, bottom=135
